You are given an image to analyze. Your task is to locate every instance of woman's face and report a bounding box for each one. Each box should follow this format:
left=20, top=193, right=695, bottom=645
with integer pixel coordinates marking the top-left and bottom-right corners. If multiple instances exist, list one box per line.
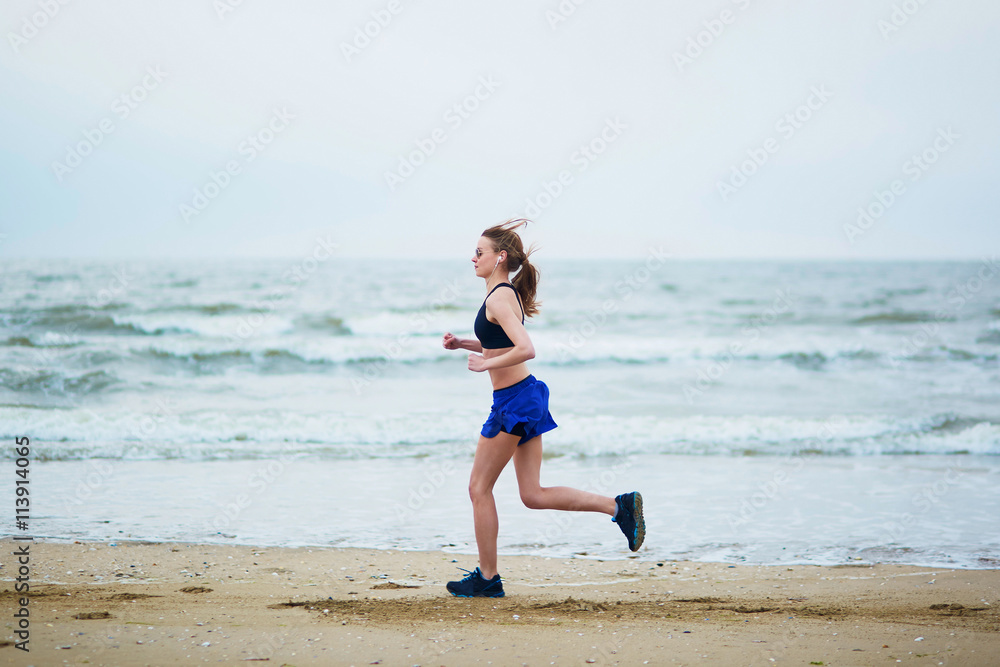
left=472, top=236, right=502, bottom=278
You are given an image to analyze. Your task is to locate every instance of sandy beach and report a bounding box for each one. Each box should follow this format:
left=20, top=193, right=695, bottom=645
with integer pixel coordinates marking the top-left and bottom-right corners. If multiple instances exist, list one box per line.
left=2, top=539, right=998, bottom=666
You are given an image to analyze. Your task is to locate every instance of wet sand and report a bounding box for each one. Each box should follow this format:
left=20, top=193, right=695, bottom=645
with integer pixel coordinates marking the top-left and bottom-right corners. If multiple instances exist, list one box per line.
left=2, top=539, right=998, bottom=666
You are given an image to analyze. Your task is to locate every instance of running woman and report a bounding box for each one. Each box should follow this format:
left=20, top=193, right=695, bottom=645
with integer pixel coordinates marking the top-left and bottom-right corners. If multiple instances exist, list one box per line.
left=441, top=218, right=645, bottom=598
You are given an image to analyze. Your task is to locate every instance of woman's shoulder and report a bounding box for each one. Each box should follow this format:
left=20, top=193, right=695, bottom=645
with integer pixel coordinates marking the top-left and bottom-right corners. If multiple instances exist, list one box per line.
left=486, top=283, right=518, bottom=303
left=486, top=283, right=517, bottom=301
left=485, top=284, right=523, bottom=319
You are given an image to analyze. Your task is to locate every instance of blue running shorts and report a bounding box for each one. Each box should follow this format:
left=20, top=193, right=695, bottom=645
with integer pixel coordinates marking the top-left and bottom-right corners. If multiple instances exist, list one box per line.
left=481, top=374, right=558, bottom=445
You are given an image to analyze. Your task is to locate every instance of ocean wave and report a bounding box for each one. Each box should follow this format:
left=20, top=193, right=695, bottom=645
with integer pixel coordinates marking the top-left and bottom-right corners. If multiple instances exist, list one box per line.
left=0, top=368, right=120, bottom=396
left=2, top=336, right=34, bottom=348
left=3, top=408, right=996, bottom=460
left=7, top=303, right=309, bottom=337
left=836, top=349, right=881, bottom=361
left=1, top=329, right=92, bottom=348
left=292, top=313, right=352, bottom=334
left=7, top=333, right=995, bottom=383
left=18, top=311, right=146, bottom=335
left=135, top=346, right=328, bottom=371
left=342, top=310, right=471, bottom=337
left=927, top=414, right=985, bottom=434
left=112, top=313, right=297, bottom=337
left=1, top=335, right=80, bottom=349
left=544, top=337, right=996, bottom=367
left=879, top=287, right=930, bottom=298
left=387, top=303, right=465, bottom=313
left=553, top=413, right=1000, bottom=457
left=777, top=351, right=827, bottom=370
left=976, top=329, right=1000, bottom=345
left=9, top=302, right=127, bottom=317
left=126, top=334, right=459, bottom=371
left=850, top=311, right=946, bottom=325
left=33, top=273, right=78, bottom=283
left=148, top=302, right=250, bottom=315
left=0, top=406, right=477, bottom=460
left=112, top=334, right=1000, bottom=372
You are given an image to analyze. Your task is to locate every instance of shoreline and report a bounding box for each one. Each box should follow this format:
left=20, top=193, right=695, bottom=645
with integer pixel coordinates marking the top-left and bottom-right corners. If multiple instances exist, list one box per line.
left=2, top=539, right=998, bottom=665
left=20, top=534, right=1000, bottom=572
left=28, top=455, right=1000, bottom=571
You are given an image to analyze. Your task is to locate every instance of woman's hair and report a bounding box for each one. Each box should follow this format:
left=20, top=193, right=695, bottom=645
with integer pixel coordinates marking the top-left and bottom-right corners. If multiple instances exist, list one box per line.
left=482, top=218, right=540, bottom=317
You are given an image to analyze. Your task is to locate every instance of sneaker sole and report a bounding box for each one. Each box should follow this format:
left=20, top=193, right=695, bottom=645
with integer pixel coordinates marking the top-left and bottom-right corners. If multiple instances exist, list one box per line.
left=631, top=492, right=645, bottom=552
left=448, top=591, right=505, bottom=598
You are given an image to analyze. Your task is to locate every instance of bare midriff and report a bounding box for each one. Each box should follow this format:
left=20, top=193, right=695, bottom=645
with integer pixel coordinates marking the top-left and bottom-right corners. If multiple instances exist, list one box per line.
left=484, top=347, right=530, bottom=391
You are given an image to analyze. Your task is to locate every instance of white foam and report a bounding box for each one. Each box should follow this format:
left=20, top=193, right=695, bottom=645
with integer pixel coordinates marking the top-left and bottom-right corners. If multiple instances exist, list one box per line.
left=4, top=406, right=997, bottom=460
left=113, top=313, right=295, bottom=338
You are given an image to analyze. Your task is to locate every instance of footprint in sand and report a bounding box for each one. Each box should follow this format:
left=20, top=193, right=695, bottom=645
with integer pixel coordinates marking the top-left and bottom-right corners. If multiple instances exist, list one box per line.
left=178, top=586, right=213, bottom=594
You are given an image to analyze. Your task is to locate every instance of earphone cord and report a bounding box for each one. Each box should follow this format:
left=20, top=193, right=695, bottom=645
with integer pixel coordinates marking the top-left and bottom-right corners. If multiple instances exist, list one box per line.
left=486, top=258, right=501, bottom=290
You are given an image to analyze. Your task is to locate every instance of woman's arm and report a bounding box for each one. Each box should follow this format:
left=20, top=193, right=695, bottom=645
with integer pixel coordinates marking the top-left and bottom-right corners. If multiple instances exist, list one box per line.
left=472, top=292, right=534, bottom=371
left=461, top=338, right=483, bottom=353
left=443, top=332, right=483, bottom=353
left=477, top=344, right=533, bottom=371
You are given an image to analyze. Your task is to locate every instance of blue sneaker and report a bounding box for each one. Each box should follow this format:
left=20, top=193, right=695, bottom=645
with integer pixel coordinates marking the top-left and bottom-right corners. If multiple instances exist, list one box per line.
left=446, top=567, right=505, bottom=597
left=613, top=492, right=645, bottom=551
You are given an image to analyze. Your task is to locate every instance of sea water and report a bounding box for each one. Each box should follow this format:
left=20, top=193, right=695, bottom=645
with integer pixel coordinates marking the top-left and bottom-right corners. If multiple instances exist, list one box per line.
left=2, top=257, right=998, bottom=567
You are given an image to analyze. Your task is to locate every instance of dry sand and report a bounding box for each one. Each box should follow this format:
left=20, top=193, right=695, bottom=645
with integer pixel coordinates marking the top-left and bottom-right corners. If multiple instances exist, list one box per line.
left=2, top=539, right=998, bottom=666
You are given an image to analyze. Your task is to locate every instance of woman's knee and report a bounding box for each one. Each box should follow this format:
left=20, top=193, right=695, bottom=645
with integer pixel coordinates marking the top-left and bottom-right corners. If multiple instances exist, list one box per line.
left=519, top=487, right=545, bottom=510
left=469, top=479, right=492, bottom=503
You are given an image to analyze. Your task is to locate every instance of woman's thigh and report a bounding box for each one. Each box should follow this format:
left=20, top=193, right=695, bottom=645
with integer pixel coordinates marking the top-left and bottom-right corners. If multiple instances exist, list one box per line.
left=512, top=435, right=543, bottom=492
left=469, top=431, right=521, bottom=492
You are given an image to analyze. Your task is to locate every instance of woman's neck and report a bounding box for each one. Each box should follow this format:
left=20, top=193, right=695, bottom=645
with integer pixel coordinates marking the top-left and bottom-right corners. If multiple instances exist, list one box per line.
left=485, top=272, right=510, bottom=293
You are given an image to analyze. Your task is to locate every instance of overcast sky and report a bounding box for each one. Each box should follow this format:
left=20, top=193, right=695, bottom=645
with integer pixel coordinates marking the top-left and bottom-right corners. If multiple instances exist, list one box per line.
left=1, top=1, right=997, bottom=260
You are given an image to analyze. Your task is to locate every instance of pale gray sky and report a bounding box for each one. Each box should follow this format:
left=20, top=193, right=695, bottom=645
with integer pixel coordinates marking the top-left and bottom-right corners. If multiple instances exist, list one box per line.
left=1, top=1, right=997, bottom=259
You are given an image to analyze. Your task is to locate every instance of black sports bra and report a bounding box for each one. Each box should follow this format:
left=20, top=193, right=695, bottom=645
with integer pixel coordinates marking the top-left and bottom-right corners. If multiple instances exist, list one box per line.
left=474, top=283, right=524, bottom=349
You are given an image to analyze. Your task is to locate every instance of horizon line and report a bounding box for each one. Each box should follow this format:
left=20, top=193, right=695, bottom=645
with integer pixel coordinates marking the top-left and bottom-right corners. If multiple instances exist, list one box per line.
left=1, top=255, right=995, bottom=263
